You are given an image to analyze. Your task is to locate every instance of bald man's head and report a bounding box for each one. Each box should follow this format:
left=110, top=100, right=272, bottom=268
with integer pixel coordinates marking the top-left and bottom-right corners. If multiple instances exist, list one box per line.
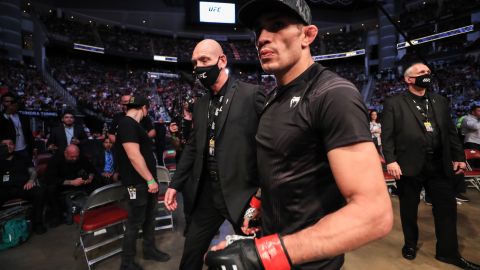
left=64, top=144, right=80, bottom=162
left=191, top=39, right=228, bottom=90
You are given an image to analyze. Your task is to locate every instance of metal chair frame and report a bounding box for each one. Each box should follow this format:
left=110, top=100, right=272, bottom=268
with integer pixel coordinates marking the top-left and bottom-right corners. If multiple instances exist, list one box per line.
left=74, top=182, right=128, bottom=270
left=155, top=166, right=174, bottom=231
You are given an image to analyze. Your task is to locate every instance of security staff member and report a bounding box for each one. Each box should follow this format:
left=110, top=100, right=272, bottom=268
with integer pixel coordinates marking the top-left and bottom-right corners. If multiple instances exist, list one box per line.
left=206, top=1, right=393, bottom=269
left=164, top=39, right=264, bottom=270
left=116, top=95, right=170, bottom=270
left=382, top=62, right=480, bottom=270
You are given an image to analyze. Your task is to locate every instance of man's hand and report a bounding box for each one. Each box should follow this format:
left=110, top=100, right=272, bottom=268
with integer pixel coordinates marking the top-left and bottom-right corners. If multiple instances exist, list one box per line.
left=23, top=180, right=35, bottom=190
left=164, top=188, right=178, bottom=211
left=205, top=234, right=291, bottom=270
left=453, top=161, right=467, bottom=175
left=242, top=207, right=261, bottom=235
left=102, top=172, right=113, bottom=178
left=386, top=162, right=402, bottom=180
left=47, top=144, right=58, bottom=151
left=148, top=181, right=158, bottom=193
left=71, top=138, right=80, bottom=145
left=70, top=178, right=85, bottom=186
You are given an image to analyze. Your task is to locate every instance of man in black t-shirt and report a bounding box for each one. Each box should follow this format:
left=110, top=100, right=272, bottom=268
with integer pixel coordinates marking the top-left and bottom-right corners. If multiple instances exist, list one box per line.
left=115, top=95, right=170, bottom=270
left=206, top=1, right=393, bottom=270
left=108, top=94, right=155, bottom=144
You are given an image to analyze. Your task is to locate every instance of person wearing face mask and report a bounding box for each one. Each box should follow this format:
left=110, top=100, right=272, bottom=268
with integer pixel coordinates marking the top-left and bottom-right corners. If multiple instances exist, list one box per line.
left=163, top=39, right=265, bottom=270
left=382, top=62, right=479, bottom=269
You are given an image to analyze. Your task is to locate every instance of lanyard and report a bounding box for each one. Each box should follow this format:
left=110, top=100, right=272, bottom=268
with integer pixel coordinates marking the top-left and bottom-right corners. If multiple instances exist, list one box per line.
left=412, top=98, right=430, bottom=121
left=207, top=95, right=224, bottom=139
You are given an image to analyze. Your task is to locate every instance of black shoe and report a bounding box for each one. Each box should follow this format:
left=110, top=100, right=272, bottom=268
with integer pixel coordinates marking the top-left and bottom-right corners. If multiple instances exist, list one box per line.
left=436, top=256, right=480, bottom=270
left=33, top=224, right=47, bottom=235
left=402, top=246, right=417, bottom=260
left=456, top=194, right=470, bottom=202
left=120, top=261, right=144, bottom=270
left=143, top=247, right=170, bottom=262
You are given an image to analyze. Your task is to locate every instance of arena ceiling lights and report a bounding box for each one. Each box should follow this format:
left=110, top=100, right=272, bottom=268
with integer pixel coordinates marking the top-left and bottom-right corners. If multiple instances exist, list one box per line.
left=397, top=25, right=474, bottom=50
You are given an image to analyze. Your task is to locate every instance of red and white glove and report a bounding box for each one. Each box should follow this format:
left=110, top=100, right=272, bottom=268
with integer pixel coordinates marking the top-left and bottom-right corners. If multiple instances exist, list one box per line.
left=205, top=234, right=292, bottom=270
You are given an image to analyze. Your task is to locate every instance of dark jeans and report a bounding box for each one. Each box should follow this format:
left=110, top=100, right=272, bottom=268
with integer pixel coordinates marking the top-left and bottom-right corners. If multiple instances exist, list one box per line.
left=121, top=183, right=158, bottom=264
left=179, top=179, right=243, bottom=270
left=0, top=185, right=46, bottom=226
left=396, top=155, right=459, bottom=258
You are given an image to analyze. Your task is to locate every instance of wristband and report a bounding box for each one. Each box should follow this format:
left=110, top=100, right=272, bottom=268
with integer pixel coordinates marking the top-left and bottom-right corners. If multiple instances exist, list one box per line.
left=250, top=196, right=261, bottom=209
left=147, top=179, right=156, bottom=185
left=255, top=234, right=291, bottom=270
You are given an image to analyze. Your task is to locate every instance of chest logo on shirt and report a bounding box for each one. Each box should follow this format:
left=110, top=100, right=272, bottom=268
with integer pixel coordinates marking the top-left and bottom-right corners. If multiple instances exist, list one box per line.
left=290, top=96, right=301, bottom=108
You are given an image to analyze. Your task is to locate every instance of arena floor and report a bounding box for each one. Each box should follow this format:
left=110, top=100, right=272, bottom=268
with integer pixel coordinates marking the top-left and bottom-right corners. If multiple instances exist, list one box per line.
left=1, top=189, right=479, bottom=270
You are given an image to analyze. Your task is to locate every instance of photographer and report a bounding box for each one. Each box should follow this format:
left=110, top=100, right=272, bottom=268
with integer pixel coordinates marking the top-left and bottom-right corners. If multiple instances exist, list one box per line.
left=43, top=144, right=97, bottom=226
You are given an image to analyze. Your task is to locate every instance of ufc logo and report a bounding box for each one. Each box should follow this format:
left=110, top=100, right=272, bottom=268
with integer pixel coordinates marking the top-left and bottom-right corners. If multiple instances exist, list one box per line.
left=422, top=78, right=431, bottom=82
left=220, top=265, right=238, bottom=270
left=197, top=72, right=207, bottom=79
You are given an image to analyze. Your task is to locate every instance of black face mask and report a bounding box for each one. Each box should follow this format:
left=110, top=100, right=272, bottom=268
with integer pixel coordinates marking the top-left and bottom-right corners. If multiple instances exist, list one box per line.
left=194, top=58, right=221, bottom=89
left=413, top=74, right=432, bottom=89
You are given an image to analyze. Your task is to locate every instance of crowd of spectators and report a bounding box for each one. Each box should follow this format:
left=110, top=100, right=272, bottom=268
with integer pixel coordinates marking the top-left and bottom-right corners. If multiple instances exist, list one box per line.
left=47, top=54, right=154, bottom=118
left=0, top=60, right=64, bottom=111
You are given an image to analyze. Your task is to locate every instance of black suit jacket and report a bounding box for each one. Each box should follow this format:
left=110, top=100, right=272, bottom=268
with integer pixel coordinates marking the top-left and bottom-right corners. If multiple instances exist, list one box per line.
left=0, top=112, right=34, bottom=156
left=170, top=79, right=265, bottom=222
left=47, top=125, right=87, bottom=153
left=381, top=91, right=465, bottom=177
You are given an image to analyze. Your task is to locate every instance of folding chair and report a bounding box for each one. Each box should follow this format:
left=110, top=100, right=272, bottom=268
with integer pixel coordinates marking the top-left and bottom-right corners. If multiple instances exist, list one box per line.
left=464, top=149, right=480, bottom=191
left=73, top=182, right=128, bottom=270
left=163, top=149, right=177, bottom=173
left=155, top=166, right=174, bottom=231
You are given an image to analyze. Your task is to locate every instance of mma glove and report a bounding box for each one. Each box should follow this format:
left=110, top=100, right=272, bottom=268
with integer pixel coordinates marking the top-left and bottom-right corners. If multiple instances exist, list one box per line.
left=205, top=234, right=292, bottom=270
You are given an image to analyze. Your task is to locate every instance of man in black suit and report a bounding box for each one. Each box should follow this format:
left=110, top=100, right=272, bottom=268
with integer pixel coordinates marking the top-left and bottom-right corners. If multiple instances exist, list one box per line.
left=0, top=92, right=35, bottom=159
left=164, top=39, right=264, bottom=270
left=47, top=110, right=87, bottom=154
left=382, top=62, right=479, bottom=269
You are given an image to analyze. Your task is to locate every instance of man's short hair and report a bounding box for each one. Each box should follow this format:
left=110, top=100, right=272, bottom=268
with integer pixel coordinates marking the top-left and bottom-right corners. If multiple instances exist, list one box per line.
left=403, top=62, right=427, bottom=77
left=1, top=92, right=17, bottom=102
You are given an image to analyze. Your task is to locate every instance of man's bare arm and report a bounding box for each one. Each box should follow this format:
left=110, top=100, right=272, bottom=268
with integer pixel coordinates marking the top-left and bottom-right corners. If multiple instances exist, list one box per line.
left=283, top=142, right=393, bottom=264
left=122, top=142, right=154, bottom=181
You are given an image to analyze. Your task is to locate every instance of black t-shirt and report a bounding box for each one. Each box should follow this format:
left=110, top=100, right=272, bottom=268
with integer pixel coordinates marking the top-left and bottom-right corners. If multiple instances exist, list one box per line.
left=116, top=116, right=157, bottom=186
left=256, top=63, right=372, bottom=270
left=0, top=155, right=32, bottom=187
left=109, top=112, right=154, bottom=136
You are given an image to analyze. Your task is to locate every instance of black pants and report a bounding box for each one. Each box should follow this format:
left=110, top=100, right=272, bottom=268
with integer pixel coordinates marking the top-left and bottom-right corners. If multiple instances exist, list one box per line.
left=396, top=156, right=459, bottom=258
left=121, top=183, right=158, bottom=264
left=0, top=185, right=45, bottom=226
left=179, top=180, right=243, bottom=270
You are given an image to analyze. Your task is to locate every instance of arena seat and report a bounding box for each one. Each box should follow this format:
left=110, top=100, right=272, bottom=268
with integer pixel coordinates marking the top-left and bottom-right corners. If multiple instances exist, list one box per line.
left=73, top=182, right=128, bottom=270
left=163, top=150, right=177, bottom=173
left=464, top=149, right=480, bottom=191
left=155, top=166, right=174, bottom=231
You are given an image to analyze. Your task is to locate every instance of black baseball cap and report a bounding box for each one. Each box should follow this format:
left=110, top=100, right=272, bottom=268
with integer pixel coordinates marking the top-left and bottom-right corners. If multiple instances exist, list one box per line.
left=127, top=95, right=149, bottom=108
left=239, top=0, right=312, bottom=29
